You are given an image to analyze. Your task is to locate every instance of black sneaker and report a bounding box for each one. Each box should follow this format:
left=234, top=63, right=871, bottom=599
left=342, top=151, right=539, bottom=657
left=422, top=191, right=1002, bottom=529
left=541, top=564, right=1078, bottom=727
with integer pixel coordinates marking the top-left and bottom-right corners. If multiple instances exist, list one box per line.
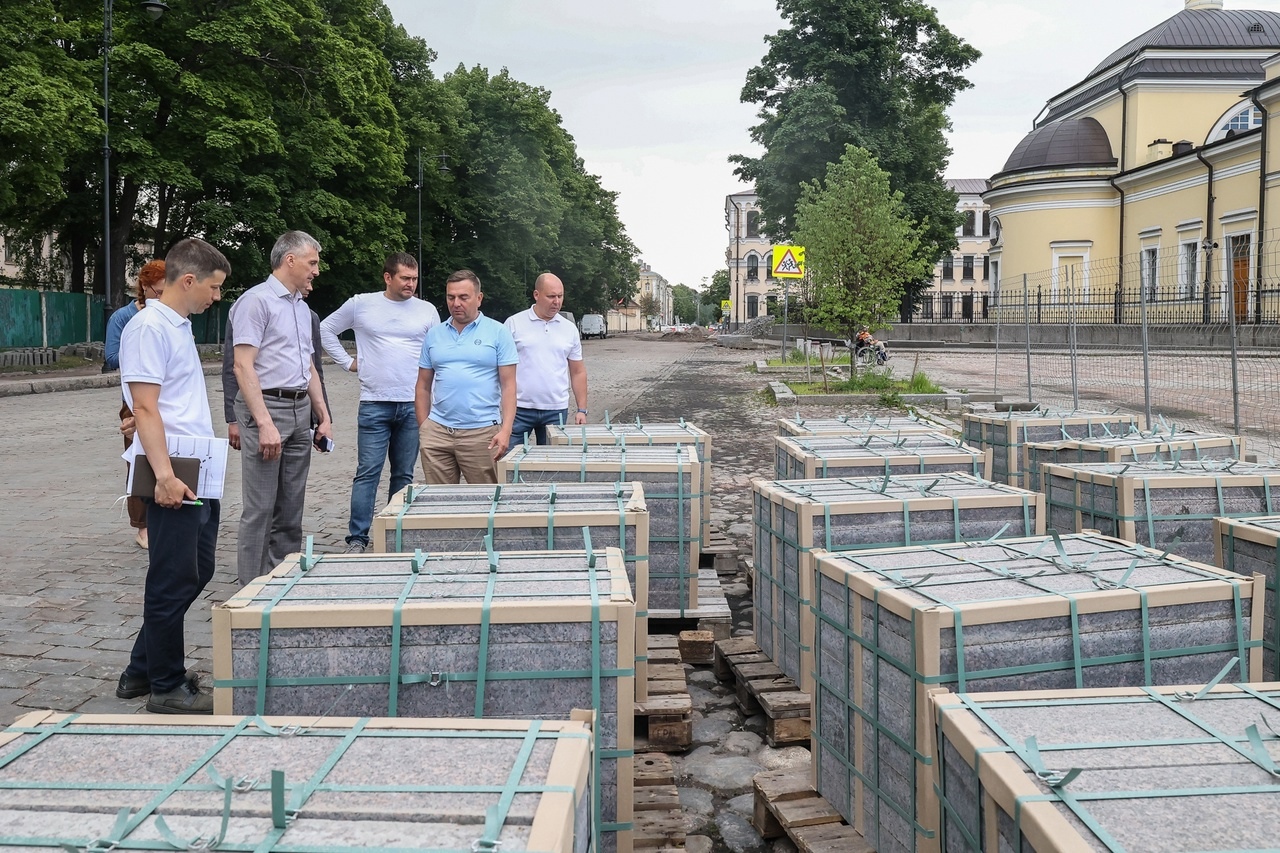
left=116, top=670, right=199, bottom=700
left=146, top=680, right=213, bottom=714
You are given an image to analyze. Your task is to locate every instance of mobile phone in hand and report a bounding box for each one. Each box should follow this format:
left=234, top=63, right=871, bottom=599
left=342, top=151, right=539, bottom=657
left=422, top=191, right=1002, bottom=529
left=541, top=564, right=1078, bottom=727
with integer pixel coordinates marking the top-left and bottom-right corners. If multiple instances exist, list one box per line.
left=315, top=435, right=335, bottom=453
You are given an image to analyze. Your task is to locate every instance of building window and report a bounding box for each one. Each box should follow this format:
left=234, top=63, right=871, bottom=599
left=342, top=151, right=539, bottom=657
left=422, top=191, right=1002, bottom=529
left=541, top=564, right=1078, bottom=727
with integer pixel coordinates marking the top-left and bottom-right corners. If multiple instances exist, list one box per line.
left=747, top=294, right=759, bottom=319
left=1208, top=101, right=1265, bottom=143
left=962, top=211, right=975, bottom=237
left=962, top=255, right=974, bottom=280
left=941, top=294, right=954, bottom=319
left=746, top=254, right=759, bottom=280
left=991, top=260, right=1000, bottom=288
left=982, top=256, right=990, bottom=281
left=942, top=255, right=954, bottom=280
left=766, top=295, right=778, bottom=315
left=1180, top=242, right=1199, bottom=300
left=921, top=296, right=934, bottom=319
left=764, top=251, right=773, bottom=279
left=746, top=210, right=760, bottom=238
left=981, top=211, right=990, bottom=237
left=1142, top=247, right=1158, bottom=301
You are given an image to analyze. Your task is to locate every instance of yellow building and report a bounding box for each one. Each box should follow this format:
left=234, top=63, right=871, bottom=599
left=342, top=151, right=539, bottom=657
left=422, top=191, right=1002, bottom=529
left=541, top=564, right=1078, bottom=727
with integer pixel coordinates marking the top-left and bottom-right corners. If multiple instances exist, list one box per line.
left=725, top=191, right=777, bottom=326
left=637, top=261, right=673, bottom=327
left=989, top=0, right=1280, bottom=323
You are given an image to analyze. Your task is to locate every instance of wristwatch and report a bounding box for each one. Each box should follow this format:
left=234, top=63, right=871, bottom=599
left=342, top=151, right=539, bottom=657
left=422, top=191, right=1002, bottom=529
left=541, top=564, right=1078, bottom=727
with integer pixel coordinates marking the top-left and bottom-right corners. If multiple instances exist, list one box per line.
left=577, top=408, right=588, bottom=414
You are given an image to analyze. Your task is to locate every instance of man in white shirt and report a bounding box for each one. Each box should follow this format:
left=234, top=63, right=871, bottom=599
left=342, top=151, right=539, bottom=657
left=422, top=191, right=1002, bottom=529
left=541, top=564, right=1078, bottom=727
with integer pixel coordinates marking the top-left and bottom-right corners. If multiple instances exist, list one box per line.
left=116, top=237, right=229, bottom=714
left=504, top=273, right=588, bottom=449
left=320, top=252, right=441, bottom=552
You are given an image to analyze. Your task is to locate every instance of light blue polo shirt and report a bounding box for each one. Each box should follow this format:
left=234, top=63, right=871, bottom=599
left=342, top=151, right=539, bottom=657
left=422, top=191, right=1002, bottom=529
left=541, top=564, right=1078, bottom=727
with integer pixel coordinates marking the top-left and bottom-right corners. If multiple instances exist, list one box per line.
left=418, top=312, right=518, bottom=429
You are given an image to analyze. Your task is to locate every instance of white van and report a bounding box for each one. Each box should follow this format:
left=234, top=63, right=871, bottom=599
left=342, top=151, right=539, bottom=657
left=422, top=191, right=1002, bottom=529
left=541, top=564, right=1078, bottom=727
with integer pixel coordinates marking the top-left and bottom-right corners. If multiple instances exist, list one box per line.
left=580, top=314, right=607, bottom=339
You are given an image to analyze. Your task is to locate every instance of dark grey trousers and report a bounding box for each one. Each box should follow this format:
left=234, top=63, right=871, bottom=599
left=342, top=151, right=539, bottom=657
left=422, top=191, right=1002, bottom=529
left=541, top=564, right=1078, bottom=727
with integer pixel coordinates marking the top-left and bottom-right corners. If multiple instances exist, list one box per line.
left=235, top=394, right=312, bottom=586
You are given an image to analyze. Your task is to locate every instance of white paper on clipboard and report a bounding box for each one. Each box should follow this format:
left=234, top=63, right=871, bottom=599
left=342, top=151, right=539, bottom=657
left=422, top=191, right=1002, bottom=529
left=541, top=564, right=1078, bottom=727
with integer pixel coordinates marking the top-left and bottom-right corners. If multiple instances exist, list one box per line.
left=124, top=435, right=229, bottom=499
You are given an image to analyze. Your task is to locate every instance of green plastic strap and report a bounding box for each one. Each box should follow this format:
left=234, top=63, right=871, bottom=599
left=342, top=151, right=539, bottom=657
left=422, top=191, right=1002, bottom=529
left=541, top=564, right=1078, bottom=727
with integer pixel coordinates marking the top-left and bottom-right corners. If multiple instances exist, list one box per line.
left=394, top=485, right=417, bottom=552
left=155, top=767, right=235, bottom=851
left=474, top=542, right=500, bottom=718
left=546, top=483, right=556, bottom=549
left=478, top=720, right=545, bottom=850
left=487, top=485, right=501, bottom=543
left=270, top=768, right=287, bottom=829
left=387, top=567, right=420, bottom=716
left=0, top=713, right=79, bottom=771
left=255, top=569, right=313, bottom=716
left=298, top=535, right=316, bottom=573
left=584, top=527, right=596, bottom=568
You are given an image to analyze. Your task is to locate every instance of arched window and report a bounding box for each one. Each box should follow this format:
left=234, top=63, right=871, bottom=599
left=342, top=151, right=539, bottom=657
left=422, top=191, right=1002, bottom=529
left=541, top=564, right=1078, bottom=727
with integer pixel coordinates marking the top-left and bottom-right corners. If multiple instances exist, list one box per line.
left=746, top=210, right=760, bottom=237
left=1207, top=100, right=1264, bottom=144
left=764, top=251, right=773, bottom=279
left=746, top=254, right=759, bottom=280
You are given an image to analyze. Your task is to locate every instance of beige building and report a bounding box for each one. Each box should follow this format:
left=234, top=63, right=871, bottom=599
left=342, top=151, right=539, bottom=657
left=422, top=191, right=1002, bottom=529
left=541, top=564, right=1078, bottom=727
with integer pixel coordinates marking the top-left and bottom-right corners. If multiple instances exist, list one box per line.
left=724, top=191, right=778, bottom=327
left=989, top=0, right=1280, bottom=323
left=636, top=261, right=673, bottom=327
left=922, top=179, right=992, bottom=320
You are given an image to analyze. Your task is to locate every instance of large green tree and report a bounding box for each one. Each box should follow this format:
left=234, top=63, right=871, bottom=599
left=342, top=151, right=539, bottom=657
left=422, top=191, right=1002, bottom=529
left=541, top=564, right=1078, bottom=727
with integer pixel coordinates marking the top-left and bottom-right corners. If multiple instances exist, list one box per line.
left=671, top=283, right=698, bottom=323
left=732, top=0, right=979, bottom=309
left=701, top=269, right=730, bottom=319
left=794, top=145, right=932, bottom=342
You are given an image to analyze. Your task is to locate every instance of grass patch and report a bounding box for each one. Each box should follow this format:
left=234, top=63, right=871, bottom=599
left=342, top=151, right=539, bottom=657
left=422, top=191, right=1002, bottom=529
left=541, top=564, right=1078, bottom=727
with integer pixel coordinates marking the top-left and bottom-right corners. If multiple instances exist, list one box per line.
left=787, top=369, right=943, bottom=396
left=0, top=354, right=94, bottom=375
left=766, top=351, right=851, bottom=367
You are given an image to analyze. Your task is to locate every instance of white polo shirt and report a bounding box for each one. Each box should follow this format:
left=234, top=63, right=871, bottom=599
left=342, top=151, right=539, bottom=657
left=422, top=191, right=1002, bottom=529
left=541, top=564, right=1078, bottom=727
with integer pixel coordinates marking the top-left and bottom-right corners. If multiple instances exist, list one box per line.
left=504, top=307, right=583, bottom=410
left=120, top=301, right=214, bottom=440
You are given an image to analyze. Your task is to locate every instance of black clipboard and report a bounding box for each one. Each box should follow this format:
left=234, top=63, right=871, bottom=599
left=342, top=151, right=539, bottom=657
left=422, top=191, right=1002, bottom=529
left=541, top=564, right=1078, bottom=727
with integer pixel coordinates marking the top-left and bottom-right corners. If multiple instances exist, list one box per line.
left=130, top=454, right=201, bottom=498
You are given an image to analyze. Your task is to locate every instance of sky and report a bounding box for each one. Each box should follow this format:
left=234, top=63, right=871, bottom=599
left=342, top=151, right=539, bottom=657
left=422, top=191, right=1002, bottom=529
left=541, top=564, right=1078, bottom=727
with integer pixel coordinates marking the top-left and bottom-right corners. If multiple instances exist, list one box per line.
left=386, top=1, right=1280, bottom=291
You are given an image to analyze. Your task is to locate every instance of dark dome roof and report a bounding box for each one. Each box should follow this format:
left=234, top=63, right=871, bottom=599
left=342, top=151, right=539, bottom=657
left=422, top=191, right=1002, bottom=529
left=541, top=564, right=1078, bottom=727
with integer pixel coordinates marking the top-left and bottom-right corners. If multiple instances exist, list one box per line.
left=999, top=118, right=1116, bottom=175
left=1091, top=8, right=1280, bottom=77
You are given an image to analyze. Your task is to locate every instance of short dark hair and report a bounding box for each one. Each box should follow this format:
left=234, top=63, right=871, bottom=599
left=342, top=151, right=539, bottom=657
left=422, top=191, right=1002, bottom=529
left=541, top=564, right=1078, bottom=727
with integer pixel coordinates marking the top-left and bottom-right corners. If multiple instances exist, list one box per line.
left=165, top=238, right=230, bottom=283
left=446, top=269, right=481, bottom=292
left=384, top=252, right=418, bottom=278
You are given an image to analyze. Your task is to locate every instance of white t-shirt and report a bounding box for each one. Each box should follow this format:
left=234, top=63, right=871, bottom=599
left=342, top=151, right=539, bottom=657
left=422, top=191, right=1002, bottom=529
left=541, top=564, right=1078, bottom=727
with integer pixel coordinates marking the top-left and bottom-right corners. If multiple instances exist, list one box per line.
left=504, top=307, right=583, bottom=410
left=120, top=301, right=214, bottom=440
left=319, top=292, right=441, bottom=402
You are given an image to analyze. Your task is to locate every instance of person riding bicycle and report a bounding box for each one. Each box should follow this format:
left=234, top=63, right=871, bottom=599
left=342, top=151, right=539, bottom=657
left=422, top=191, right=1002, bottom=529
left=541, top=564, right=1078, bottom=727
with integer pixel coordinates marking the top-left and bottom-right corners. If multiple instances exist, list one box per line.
left=854, top=327, right=889, bottom=365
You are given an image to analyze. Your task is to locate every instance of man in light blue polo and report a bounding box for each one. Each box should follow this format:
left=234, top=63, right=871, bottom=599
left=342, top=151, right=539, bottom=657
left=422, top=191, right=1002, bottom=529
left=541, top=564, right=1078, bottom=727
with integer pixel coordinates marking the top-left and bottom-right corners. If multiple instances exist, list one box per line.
left=414, top=269, right=517, bottom=484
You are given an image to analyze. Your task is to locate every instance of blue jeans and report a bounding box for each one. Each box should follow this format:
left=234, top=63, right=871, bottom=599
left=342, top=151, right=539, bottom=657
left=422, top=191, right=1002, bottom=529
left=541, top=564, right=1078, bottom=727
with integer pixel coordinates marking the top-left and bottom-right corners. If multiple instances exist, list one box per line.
left=348, top=401, right=419, bottom=546
left=509, top=407, right=569, bottom=450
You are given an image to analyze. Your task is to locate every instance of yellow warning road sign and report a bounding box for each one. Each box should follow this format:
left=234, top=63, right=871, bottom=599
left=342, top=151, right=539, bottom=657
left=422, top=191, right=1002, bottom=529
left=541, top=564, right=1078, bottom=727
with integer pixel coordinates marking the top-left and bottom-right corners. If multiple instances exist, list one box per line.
left=720, top=300, right=732, bottom=312
left=772, top=245, right=805, bottom=279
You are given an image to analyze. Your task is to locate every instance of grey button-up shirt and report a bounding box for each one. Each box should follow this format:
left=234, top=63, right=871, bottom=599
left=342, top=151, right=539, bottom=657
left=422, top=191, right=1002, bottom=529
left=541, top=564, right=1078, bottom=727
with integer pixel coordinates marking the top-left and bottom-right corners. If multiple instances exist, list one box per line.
left=230, top=275, right=313, bottom=390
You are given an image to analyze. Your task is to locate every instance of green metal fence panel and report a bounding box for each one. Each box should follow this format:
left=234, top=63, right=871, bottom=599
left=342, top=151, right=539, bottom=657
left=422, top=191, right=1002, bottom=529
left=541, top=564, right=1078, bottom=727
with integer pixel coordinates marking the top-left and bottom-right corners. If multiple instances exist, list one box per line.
left=190, top=302, right=230, bottom=344
left=0, top=289, right=42, bottom=348
left=44, top=292, right=90, bottom=346
left=91, top=296, right=105, bottom=341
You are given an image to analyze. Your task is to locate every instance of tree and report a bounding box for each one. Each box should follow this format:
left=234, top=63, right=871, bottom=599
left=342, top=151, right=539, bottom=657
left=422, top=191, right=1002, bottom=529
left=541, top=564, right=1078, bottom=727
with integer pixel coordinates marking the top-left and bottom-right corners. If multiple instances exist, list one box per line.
left=731, top=0, right=979, bottom=310
left=701, top=269, right=730, bottom=320
left=794, top=145, right=932, bottom=344
left=637, top=293, right=660, bottom=328
left=672, top=284, right=698, bottom=323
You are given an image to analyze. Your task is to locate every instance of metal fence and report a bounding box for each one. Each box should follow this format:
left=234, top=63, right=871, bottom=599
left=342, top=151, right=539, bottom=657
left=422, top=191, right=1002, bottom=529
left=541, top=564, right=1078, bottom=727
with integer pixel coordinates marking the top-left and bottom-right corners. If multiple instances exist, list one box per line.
left=980, top=232, right=1280, bottom=460
left=0, top=287, right=231, bottom=349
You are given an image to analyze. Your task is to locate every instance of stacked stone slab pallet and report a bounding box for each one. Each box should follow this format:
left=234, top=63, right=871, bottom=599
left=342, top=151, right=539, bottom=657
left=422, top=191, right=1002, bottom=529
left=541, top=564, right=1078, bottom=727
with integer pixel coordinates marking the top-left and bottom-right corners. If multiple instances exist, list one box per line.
left=753, top=473, right=1045, bottom=692
left=212, top=547, right=635, bottom=853
left=931, top=683, right=1280, bottom=852
left=370, top=481, right=653, bottom=700
left=500, top=445, right=702, bottom=619
left=753, top=767, right=873, bottom=853
left=1023, top=426, right=1242, bottom=492
left=778, top=414, right=951, bottom=439
left=714, top=637, right=811, bottom=748
left=0, top=711, right=594, bottom=853
left=1216, top=514, right=1280, bottom=679
left=547, top=419, right=713, bottom=546
left=774, top=433, right=991, bottom=481
left=1041, top=459, right=1280, bottom=565
left=961, top=408, right=1142, bottom=487
left=810, top=533, right=1263, bottom=853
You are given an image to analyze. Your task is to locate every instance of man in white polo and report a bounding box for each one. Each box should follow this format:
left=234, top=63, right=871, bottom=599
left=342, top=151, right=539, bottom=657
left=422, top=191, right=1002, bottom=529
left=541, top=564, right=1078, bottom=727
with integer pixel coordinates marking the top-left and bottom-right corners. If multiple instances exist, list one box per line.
left=117, top=237, right=229, bottom=714
left=505, top=272, right=588, bottom=449
left=320, top=252, right=440, bottom=552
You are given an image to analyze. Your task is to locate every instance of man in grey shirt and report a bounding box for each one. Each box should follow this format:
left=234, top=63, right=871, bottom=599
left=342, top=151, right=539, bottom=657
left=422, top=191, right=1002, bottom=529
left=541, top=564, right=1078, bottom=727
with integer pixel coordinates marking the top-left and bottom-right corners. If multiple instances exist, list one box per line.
left=230, top=230, right=333, bottom=585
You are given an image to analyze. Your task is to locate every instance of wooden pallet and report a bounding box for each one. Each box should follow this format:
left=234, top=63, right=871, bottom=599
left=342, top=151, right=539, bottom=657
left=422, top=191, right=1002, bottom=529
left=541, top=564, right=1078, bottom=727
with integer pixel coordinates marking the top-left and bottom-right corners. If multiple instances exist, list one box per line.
left=713, top=637, right=810, bottom=748
left=634, top=635, right=693, bottom=752
left=634, top=752, right=686, bottom=850
left=752, top=768, right=873, bottom=853
left=700, top=523, right=739, bottom=575
left=648, top=568, right=732, bottom=639
left=677, top=629, right=715, bottom=665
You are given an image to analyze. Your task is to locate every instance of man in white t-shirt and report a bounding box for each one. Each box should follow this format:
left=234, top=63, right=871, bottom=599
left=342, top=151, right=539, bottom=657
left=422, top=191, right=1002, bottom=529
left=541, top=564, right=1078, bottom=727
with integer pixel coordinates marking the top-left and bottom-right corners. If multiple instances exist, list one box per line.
left=504, top=273, right=588, bottom=449
left=117, top=237, right=229, bottom=715
left=320, top=252, right=441, bottom=552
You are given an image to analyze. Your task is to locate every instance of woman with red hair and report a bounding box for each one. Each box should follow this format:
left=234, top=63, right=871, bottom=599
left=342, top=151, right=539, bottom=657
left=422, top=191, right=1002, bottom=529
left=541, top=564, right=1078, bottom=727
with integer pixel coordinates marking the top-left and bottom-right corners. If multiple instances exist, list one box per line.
left=106, top=259, right=166, bottom=548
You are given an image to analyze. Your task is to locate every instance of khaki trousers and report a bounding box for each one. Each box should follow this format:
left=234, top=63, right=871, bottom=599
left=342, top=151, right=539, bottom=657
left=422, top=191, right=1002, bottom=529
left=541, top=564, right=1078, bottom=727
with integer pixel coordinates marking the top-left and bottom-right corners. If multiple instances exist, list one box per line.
left=419, top=419, right=500, bottom=485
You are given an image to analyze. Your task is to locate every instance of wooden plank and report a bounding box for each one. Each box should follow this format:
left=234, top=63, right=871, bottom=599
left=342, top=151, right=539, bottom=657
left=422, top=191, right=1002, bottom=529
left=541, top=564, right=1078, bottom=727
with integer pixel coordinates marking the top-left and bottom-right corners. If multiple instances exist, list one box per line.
left=633, top=811, right=687, bottom=848
left=747, top=676, right=796, bottom=699
left=633, top=752, right=675, bottom=786
left=759, top=690, right=811, bottom=717
left=649, top=647, right=682, bottom=665
left=766, top=714, right=811, bottom=748
left=791, top=822, right=875, bottom=853
left=648, top=635, right=680, bottom=651
left=754, top=768, right=814, bottom=802
left=647, top=680, right=687, bottom=697
left=727, top=651, right=771, bottom=667
left=735, top=662, right=785, bottom=681
left=635, top=695, right=692, bottom=716
left=645, top=716, right=692, bottom=751
left=713, top=637, right=759, bottom=680
left=775, top=796, right=843, bottom=830
left=634, top=783, right=680, bottom=811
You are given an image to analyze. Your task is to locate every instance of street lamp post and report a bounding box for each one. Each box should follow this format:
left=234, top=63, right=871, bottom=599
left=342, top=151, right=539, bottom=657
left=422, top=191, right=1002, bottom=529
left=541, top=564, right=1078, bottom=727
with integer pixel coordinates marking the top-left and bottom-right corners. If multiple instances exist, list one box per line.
left=416, top=150, right=450, bottom=294
left=103, top=0, right=167, bottom=319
